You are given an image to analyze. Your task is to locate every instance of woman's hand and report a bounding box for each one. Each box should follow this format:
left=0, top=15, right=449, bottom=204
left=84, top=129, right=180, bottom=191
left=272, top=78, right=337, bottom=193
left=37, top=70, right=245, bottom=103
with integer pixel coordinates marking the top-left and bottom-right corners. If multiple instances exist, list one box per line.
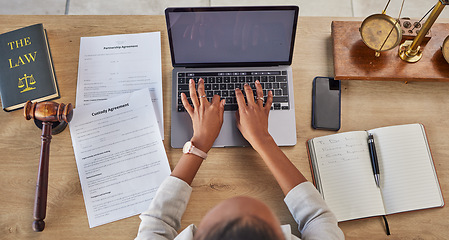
left=181, top=78, right=225, bottom=153
left=235, top=81, right=274, bottom=149
left=235, top=81, right=307, bottom=194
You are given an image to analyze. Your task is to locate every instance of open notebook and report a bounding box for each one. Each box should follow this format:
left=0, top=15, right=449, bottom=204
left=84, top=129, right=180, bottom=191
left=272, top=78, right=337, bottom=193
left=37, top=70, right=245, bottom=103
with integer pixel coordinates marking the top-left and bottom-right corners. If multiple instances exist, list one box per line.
left=307, top=123, right=444, bottom=222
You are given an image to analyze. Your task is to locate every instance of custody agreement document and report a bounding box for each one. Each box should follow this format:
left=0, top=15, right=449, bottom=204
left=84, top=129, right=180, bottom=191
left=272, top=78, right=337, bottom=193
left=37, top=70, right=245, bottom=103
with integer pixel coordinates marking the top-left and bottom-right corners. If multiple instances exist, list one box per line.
left=70, top=88, right=171, bottom=228
left=76, top=32, right=164, bottom=138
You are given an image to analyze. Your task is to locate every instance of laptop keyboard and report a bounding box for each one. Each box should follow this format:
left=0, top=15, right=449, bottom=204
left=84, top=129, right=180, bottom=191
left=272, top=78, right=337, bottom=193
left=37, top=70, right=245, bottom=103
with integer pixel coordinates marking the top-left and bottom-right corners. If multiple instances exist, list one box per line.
left=177, top=71, right=290, bottom=112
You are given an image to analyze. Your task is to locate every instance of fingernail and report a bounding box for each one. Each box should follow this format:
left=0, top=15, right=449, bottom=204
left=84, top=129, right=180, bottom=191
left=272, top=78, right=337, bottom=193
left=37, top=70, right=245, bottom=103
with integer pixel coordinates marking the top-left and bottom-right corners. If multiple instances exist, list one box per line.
left=256, top=80, right=260, bottom=84
left=244, top=83, right=248, bottom=86
left=190, top=79, right=194, bottom=84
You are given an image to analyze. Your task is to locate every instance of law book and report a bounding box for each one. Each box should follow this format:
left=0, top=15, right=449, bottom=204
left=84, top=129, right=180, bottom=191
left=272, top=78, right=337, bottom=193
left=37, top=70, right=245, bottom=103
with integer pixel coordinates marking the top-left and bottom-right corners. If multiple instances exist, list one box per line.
left=307, top=123, right=444, bottom=222
left=0, top=23, right=59, bottom=111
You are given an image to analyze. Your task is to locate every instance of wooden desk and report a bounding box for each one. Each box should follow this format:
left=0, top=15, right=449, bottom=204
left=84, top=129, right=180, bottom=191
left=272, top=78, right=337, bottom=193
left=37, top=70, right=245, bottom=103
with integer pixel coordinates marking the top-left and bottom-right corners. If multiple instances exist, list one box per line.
left=1, top=15, right=448, bottom=240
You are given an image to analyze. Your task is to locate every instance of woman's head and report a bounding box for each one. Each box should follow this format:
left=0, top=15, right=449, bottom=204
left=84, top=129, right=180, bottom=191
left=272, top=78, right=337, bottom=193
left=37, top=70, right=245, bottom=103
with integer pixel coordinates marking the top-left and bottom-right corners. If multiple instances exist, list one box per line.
left=194, top=196, right=284, bottom=240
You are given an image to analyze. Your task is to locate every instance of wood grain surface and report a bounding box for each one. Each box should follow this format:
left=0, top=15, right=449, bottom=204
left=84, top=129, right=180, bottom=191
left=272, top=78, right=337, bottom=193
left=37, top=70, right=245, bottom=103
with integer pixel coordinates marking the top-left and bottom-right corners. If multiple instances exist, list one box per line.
left=1, top=15, right=449, bottom=240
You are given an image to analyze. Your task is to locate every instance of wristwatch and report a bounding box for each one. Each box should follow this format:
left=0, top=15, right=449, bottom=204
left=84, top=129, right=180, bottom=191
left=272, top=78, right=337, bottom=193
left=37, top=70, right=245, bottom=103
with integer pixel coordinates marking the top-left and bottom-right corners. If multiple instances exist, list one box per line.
left=183, top=141, right=207, bottom=159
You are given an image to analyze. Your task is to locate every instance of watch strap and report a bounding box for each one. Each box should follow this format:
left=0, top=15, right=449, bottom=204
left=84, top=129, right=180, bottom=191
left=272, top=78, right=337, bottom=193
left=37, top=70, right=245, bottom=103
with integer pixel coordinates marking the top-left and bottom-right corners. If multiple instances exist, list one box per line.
left=184, top=141, right=207, bottom=159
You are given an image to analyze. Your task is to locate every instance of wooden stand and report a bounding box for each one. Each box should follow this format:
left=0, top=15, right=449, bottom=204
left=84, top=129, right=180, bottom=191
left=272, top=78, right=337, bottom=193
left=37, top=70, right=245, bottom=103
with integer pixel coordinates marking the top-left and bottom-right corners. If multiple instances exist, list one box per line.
left=332, top=21, right=449, bottom=82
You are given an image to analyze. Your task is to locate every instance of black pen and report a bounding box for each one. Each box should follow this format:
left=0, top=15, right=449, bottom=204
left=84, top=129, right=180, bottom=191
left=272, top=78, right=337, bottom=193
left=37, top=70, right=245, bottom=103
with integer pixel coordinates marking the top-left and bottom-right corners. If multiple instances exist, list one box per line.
left=367, top=133, right=380, bottom=188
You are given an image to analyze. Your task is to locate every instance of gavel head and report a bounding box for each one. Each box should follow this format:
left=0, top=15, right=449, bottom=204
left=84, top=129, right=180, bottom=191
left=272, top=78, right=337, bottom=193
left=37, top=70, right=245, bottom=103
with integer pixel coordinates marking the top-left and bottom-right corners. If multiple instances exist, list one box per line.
left=24, top=100, right=73, bottom=123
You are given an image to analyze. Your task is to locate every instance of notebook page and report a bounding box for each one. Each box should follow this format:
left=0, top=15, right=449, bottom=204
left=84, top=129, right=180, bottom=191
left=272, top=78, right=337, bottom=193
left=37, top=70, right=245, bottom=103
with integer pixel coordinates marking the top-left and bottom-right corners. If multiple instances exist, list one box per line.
left=370, top=124, right=444, bottom=214
left=311, top=131, right=386, bottom=221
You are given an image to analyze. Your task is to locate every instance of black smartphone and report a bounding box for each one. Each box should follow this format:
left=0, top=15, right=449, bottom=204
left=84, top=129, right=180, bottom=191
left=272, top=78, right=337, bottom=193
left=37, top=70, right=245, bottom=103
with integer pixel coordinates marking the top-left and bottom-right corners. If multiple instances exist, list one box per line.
left=312, top=77, right=341, bottom=130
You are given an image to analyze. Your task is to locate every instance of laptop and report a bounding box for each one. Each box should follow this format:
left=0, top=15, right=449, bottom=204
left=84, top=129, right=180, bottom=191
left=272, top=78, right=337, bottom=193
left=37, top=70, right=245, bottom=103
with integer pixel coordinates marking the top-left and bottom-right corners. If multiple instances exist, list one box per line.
left=165, top=6, right=299, bottom=148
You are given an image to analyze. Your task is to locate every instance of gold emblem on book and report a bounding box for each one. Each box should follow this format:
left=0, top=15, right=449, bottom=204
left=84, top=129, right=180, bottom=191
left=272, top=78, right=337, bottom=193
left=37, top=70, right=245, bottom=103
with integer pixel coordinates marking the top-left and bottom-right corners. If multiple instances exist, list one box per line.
left=18, top=74, right=36, bottom=93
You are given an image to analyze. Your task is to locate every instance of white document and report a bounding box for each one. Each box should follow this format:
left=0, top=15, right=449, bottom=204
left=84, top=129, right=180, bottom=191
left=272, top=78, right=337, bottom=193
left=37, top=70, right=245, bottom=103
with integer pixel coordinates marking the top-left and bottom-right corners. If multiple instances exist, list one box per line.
left=76, top=32, right=164, bottom=138
left=69, top=88, right=171, bottom=228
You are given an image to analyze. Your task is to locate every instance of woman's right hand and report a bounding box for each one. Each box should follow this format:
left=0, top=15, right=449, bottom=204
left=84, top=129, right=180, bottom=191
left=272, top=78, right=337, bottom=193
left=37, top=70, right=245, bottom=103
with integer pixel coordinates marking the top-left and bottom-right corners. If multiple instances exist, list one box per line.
left=236, top=81, right=308, bottom=196
left=235, top=81, right=274, bottom=149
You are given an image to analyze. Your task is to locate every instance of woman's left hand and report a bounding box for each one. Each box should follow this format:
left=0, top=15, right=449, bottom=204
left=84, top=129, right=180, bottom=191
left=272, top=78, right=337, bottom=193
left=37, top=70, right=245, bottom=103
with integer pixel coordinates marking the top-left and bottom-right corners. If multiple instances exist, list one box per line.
left=181, top=78, right=225, bottom=153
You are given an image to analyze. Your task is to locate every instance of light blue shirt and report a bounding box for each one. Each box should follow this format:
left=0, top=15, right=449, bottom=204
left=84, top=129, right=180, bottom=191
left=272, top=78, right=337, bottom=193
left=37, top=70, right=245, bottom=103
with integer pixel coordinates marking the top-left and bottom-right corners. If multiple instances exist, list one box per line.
left=135, top=176, right=344, bottom=240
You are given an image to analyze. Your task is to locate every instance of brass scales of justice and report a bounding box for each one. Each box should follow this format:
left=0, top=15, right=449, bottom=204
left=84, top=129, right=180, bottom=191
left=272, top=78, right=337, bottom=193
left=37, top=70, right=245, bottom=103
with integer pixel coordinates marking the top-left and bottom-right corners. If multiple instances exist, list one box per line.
left=332, top=0, right=449, bottom=82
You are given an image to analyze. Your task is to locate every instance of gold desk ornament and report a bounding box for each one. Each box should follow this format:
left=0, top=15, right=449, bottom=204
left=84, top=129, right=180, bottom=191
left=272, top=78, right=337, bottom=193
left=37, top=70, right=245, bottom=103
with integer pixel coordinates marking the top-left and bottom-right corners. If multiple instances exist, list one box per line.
left=332, top=0, right=449, bottom=82
left=442, top=35, right=449, bottom=63
left=359, top=0, right=448, bottom=63
left=359, top=0, right=405, bottom=57
left=360, top=13, right=402, bottom=57
left=399, top=0, right=448, bottom=62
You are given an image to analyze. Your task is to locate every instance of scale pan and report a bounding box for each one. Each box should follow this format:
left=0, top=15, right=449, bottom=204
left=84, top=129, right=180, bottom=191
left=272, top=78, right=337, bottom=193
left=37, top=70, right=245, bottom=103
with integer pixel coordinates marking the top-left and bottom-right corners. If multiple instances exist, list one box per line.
left=360, top=14, right=402, bottom=52
left=443, top=35, right=449, bottom=64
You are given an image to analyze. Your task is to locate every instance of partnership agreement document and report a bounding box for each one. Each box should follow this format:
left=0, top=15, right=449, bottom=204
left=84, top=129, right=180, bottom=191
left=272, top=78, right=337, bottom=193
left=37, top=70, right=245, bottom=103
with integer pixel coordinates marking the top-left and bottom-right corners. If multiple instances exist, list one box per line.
left=76, top=32, right=164, bottom=138
left=70, top=89, right=171, bottom=228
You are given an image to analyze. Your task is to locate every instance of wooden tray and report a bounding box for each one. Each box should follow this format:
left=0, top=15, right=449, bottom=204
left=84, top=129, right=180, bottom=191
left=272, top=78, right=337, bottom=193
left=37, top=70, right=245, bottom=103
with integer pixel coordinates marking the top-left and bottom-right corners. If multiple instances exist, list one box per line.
left=332, top=21, right=449, bottom=82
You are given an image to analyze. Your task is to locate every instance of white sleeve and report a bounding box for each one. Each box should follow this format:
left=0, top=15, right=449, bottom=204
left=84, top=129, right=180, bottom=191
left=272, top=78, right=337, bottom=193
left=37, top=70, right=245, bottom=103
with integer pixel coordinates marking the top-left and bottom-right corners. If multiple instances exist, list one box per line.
left=284, top=182, right=345, bottom=240
left=135, top=176, right=192, bottom=240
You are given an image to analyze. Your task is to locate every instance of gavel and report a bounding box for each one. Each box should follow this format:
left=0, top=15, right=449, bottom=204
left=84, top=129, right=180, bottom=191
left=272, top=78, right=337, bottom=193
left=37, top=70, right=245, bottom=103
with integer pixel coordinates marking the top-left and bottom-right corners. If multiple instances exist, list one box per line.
left=24, top=100, right=73, bottom=232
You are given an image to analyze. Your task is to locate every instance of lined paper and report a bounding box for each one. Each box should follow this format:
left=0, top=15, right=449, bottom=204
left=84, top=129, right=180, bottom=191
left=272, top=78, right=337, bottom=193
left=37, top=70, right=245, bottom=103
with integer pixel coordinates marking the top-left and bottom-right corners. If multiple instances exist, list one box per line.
left=311, top=131, right=386, bottom=221
left=370, top=124, right=444, bottom=214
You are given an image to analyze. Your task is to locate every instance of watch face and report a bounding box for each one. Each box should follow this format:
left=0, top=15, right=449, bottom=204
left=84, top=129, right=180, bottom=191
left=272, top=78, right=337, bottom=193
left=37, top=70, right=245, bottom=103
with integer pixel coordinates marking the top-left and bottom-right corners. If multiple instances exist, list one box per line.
left=183, top=141, right=192, bottom=153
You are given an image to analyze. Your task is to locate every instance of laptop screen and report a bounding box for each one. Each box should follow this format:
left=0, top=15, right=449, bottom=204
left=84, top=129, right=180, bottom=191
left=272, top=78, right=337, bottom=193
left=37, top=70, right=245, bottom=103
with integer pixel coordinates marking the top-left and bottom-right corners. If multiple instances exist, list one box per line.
left=165, top=6, right=299, bottom=67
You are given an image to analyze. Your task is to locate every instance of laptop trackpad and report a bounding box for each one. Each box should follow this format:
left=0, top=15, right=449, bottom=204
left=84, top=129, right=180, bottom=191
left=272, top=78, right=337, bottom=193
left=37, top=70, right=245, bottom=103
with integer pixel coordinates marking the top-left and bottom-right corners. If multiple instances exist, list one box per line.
left=213, top=111, right=249, bottom=147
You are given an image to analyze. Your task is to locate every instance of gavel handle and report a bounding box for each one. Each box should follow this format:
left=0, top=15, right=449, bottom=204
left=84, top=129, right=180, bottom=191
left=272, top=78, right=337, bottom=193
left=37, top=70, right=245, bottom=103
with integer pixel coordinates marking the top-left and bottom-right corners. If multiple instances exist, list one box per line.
left=32, top=122, right=52, bottom=232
